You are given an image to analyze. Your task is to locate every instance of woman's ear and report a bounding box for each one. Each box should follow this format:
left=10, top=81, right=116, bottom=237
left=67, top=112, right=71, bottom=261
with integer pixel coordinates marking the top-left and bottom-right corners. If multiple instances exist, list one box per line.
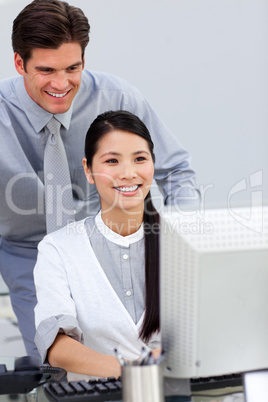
left=82, top=158, right=95, bottom=184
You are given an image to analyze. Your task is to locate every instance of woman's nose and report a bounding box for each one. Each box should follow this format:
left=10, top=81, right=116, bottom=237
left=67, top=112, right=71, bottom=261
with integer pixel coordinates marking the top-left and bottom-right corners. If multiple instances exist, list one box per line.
left=119, top=162, right=137, bottom=179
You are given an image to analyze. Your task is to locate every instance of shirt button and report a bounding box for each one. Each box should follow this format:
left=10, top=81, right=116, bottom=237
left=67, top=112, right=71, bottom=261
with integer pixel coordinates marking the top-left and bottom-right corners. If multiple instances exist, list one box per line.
left=123, top=254, right=129, bottom=260
left=126, top=290, right=132, bottom=297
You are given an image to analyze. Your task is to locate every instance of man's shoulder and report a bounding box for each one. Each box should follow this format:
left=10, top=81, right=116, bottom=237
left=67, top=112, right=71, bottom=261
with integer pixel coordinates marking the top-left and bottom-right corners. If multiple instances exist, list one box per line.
left=0, top=76, right=25, bottom=121
left=0, top=76, right=21, bottom=98
left=81, top=69, right=138, bottom=93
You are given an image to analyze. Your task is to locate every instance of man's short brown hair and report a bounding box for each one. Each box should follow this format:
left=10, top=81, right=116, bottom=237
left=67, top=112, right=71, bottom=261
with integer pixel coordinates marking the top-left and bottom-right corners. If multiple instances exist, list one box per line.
left=12, top=0, right=90, bottom=68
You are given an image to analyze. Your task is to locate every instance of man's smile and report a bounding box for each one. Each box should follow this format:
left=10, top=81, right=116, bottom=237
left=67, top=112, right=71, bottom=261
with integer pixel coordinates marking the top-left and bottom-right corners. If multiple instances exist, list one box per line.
left=46, top=90, right=70, bottom=98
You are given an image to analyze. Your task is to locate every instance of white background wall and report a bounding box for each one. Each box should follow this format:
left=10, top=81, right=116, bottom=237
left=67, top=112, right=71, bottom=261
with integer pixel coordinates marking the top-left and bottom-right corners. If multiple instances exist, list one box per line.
left=1, top=0, right=267, bottom=209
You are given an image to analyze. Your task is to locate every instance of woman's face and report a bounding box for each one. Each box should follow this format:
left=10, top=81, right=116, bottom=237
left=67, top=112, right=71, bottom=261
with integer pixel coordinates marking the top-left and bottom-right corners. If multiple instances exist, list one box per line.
left=83, top=130, right=154, bottom=216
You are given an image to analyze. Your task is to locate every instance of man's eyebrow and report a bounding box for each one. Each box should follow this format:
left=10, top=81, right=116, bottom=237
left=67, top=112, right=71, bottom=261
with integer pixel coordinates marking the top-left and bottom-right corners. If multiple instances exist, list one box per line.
left=68, top=61, right=84, bottom=68
left=34, top=66, right=54, bottom=71
left=34, top=61, right=83, bottom=71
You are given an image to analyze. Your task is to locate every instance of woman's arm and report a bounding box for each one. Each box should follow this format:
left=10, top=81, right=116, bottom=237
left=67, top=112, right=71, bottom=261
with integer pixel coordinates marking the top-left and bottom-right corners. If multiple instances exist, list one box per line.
left=48, top=333, right=121, bottom=379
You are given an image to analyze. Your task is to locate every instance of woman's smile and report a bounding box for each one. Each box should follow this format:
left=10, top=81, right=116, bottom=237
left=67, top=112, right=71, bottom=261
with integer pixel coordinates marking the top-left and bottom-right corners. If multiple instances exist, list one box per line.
left=113, top=184, right=141, bottom=195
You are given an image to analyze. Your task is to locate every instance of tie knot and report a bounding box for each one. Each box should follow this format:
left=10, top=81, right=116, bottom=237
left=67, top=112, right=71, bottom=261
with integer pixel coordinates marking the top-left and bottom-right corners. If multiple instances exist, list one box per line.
left=46, top=117, right=61, bottom=136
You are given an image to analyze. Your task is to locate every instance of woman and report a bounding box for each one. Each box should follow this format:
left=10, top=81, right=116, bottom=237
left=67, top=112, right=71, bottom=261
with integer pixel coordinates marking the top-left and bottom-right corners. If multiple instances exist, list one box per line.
left=34, top=110, right=160, bottom=378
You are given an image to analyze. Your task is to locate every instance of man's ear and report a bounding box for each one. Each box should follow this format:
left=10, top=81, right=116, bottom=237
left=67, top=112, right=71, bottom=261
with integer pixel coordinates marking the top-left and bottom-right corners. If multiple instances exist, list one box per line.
left=14, top=53, right=26, bottom=75
left=82, top=158, right=94, bottom=184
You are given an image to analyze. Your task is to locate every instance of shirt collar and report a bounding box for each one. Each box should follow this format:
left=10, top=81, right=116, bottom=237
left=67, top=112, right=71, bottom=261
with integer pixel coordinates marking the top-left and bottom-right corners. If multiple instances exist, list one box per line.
left=16, top=76, right=73, bottom=132
left=94, top=211, right=144, bottom=247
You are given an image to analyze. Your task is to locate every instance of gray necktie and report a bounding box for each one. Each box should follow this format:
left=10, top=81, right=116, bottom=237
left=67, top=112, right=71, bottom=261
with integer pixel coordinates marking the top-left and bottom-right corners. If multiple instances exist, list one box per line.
left=44, top=117, right=74, bottom=233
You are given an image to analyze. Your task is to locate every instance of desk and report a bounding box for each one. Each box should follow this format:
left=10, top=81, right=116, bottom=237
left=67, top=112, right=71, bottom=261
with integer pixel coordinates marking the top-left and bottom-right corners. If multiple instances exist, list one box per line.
left=0, top=392, right=244, bottom=402
left=192, top=388, right=244, bottom=402
left=0, top=357, right=244, bottom=402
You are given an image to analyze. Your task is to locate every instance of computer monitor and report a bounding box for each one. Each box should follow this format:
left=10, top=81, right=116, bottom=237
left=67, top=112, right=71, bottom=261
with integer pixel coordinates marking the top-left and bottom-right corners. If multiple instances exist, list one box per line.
left=160, top=206, right=268, bottom=379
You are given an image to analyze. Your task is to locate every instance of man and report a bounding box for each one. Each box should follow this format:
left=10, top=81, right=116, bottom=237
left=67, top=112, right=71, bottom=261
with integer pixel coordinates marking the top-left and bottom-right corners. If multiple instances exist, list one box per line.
left=0, top=0, right=199, bottom=359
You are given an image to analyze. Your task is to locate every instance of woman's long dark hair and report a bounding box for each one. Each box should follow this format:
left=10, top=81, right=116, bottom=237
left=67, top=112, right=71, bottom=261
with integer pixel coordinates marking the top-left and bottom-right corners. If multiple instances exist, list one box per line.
left=85, top=110, right=160, bottom=342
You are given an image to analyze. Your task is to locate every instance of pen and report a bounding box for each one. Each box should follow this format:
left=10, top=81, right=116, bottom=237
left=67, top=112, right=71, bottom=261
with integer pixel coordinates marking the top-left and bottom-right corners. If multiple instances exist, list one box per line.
left=155, top=351, right=166, bottom=365
left=139, top=347, right=149, bottom=365
left=147, top=351, right=156, bottom=366
left=114, top=348, right=126, bottom=367
left=141, top=350, right=152, bottom=366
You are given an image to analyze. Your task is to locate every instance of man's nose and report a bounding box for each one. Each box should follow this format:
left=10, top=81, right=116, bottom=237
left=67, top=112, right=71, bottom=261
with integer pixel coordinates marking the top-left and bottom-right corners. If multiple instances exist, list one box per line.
left=50, top=71, right=68, bottom=90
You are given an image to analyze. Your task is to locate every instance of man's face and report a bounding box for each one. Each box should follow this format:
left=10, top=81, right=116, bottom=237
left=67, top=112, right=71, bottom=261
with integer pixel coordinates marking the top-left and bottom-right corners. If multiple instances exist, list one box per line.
left=14, top=42, right=84, bottom=114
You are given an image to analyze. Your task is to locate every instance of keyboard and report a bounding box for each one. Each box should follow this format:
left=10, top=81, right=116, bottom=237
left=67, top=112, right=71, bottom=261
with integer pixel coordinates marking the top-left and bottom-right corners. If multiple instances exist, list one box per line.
left=43, top=372, right=243, bottom=401
left=191, top=373, right=242, bottom=392
left=43, top=377, right=122, bottom=402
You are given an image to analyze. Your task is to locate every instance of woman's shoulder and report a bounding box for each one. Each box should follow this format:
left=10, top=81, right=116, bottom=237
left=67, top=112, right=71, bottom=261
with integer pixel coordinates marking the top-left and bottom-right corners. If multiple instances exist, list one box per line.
left=40, top=218, right=89, bottom=248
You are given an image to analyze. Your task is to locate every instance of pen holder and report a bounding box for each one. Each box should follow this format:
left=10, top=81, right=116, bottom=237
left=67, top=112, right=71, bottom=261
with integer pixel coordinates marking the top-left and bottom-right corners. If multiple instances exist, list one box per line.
left=122, top=364, right=164, bottom=402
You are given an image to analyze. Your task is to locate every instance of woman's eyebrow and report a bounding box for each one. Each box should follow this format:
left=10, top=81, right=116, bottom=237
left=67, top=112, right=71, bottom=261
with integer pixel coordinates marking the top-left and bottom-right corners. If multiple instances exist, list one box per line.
left=133, top=150, right=150, bottom=155
left=100, top=150, right=150, bottom=158
left=99, top=151, right=120, bottom=158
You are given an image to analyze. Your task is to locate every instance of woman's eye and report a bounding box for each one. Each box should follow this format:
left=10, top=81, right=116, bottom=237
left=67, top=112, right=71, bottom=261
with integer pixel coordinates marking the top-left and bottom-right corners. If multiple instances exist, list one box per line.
left=135, top=156, right=146, bottom=162
left=106, top=159, right=118, bottom=164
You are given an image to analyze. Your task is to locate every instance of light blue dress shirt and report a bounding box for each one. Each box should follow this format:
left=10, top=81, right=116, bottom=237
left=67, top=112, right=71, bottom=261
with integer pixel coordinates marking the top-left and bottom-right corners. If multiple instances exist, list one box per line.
left=0, top=69, right=199, bottom=241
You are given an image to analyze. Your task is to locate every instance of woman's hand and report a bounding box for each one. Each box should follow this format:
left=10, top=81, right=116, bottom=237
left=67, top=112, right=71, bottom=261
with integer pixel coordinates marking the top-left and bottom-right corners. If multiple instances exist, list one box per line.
left=151, top=347, right=162, bottom=361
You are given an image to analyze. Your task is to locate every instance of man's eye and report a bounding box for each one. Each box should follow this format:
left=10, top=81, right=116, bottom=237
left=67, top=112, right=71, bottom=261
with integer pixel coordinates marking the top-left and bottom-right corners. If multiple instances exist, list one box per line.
left=39, top=68, right=53, bottom=73
left=67, top=65, right=82, bottom=72
left=68, top=66, right=78, bottom=72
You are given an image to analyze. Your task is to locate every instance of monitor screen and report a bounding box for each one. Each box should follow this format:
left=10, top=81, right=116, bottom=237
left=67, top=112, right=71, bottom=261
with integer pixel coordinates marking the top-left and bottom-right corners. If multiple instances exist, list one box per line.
left=243, top=369, right=268, bottom=402
left=160, top=206, right=268, bottom=379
